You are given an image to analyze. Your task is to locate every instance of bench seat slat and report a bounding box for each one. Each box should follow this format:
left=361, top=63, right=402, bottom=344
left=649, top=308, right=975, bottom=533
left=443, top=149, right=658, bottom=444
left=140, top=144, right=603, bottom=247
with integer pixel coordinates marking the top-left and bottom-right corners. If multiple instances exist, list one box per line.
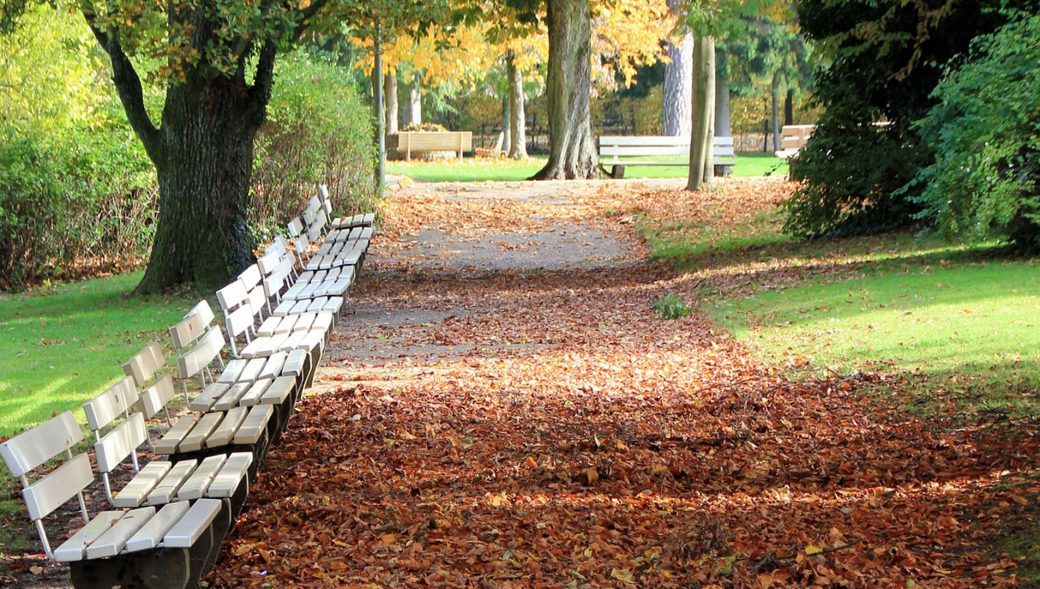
left=85, top=506, right=155, bottom=559
left=176, top=454, right=227, bottom=500
left=212, top=383, right=251, bottom=412
left=189, top=383, right=230, bottom=412
left=261, top=376, right=296, bottom=406
left=146, top=460, right=198, bottom=505
left=125, top=501, right=190, bottom=552
left=239, top=378, right=273, bottom=406
left=233, top=405, right=274, bottom=445
left=112, top=461, right=172, bottom=508
left=178, top=412, right=224, bottom=453
left=163, top=498, right=222, bottom=549
left=204, top=406, right=248, bottom=447
left=207, top=453, right=253, bottom=498
left=53, top=510, right=124, bottom=562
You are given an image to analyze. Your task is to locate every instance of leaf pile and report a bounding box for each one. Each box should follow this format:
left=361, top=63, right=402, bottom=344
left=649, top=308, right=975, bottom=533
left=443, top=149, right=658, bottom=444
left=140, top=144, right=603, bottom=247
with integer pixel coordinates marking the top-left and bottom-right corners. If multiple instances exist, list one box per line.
left=210, top=178, right=1040, bottom=588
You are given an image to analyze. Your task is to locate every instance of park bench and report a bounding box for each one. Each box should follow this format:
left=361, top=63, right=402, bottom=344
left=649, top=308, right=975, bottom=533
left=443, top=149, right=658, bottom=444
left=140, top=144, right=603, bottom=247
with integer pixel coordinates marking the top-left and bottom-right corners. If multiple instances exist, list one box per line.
left=598, top=135, right=737, bottom=179
left=392, top=131, right=472, bottom=160
left=775, top=124, right=814, bottom=159
left=0, top=411, right=229, bottom=588
left=317, top=185, right=376, bottom=232
left=81, top=379, right=252, bottom=520
left=262, top=238, right=348, bottom=318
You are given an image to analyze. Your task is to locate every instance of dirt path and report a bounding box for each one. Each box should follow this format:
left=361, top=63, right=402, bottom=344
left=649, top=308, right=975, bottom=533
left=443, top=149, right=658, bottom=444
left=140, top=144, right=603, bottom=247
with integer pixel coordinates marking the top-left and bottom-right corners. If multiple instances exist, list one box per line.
left=211, top=179, right=1040, bottom=588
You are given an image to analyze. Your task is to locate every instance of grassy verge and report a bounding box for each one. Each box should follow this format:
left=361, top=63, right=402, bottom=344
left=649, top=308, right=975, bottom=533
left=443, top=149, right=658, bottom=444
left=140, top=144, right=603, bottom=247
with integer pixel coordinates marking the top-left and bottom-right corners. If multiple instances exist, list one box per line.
left=387, top=152, right=788, bottom=183
left=635, top=181, right=1040, bottom=418
left=0, top=272, right=193, bottom=438
left=0, top=271, right=193, bottom=560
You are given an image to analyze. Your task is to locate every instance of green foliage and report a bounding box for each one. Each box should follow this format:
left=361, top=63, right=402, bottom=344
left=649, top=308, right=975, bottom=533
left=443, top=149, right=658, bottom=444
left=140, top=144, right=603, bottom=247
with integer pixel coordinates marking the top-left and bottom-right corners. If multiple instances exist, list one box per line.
left=652, top=293, right=691, bottom=320
left=784, top=0, right=1015, bottom=238
left=251, top=49, right=377, bottom=243
left=913, top=13, right=1040, bottom=251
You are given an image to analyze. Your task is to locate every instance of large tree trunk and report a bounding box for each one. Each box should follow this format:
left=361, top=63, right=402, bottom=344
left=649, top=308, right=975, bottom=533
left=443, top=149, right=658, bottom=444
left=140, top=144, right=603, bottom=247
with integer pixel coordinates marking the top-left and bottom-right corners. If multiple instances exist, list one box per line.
left=770, top=70, right=781, bottom=153
left=407, top=74, right=422, bottom=127
left=687, top=37, right=715, bottom=191
left=662, top=0, right=692, bottom=136
left=384, top=70, right=398, bottom=138
left=535, top=0, right=597, bottom=180
left=141, top=77, right=258, bottom=292
left=507, top=52, right=528, bottom=159
left=88, top=22, right=275, bottom=293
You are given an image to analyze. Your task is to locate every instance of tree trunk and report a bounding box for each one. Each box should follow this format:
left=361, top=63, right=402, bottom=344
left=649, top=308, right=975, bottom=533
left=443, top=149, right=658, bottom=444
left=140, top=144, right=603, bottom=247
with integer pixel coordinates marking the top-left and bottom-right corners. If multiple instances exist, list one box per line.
left=662, top=0, right=692, bottom=136
left=384, top=70, right=398, bottom=138
left=507, top=52, right=528, bottom=159
left=687, top=36, right=715, bottom=191
left=502, top=90, right=511, bottom=155
left=139, top=77, right=258, bottom=292
left=770, top=70, right=781, bottom=153
left=784, top=87, right=794, bottom=126
left=535, top=0, right=598, bottom=180
left=408, top=74, right=422, bottom=127
left=715, top=49, right=731, bottom=137
left=373, top=26, right=386, bottom=193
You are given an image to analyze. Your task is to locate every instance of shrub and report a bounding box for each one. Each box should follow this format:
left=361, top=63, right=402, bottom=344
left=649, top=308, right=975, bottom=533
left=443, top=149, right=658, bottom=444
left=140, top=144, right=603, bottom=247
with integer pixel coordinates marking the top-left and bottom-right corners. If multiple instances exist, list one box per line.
left=912, top=12, right=1040, bottom=252
left=652, top=294, right=692, bottom=320
left=252, top=49, right=377, bottom=244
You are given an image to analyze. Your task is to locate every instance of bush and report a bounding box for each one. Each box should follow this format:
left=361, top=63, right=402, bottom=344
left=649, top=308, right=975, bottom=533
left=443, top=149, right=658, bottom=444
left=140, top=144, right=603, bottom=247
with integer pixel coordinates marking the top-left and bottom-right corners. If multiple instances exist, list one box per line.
left=652, top=294, right=691, bottom=320
left=252, top=49, right=377, bottom=244
left=0, top=123, right=156, bottom=289
left=913, top=13, right=1040, bottom=252
left=784, top=0, right=1013, bottom=239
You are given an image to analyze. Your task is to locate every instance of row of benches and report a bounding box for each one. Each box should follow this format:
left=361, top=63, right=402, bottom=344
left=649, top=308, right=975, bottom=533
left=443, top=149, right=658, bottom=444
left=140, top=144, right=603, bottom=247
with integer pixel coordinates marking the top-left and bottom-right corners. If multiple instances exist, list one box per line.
left=0, top=187, right=373, bottom=588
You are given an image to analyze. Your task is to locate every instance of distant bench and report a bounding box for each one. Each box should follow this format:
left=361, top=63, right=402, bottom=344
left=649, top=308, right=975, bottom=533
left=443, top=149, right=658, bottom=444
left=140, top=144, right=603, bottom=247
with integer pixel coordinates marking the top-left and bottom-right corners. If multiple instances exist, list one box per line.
left=775, top=124, right=815, bottom=159
left=391, top=131, right=473, bottom=161
left=598, top=135, right=737, bottom=179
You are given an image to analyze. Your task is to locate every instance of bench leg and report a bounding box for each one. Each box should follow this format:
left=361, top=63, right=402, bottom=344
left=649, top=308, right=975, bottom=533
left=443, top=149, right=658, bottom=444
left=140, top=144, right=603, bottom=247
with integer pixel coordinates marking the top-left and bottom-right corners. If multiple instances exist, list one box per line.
left=70, top=548, right=191, bottom=589
left=193, top=498, right=232, bottom=582
left=611, top=165, right=626, bottom=179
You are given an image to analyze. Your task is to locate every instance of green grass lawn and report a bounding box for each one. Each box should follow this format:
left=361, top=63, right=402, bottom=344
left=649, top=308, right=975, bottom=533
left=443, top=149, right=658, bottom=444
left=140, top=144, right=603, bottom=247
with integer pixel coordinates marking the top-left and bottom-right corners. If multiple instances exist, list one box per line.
left=387, top=152, right=787, bottom=182
left=641, top=200, right=1040, bottom=417
left=0, top=272, right=192, bottom=438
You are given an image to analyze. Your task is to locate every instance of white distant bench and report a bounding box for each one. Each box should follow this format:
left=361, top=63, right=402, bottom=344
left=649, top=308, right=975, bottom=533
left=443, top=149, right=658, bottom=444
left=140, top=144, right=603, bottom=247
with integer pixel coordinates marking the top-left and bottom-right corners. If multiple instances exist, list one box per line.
left=392, top=131, right=473, bottom=161
left=775, top=125, right=815, bottom=159
left=598, top=135, right=737, bottom=179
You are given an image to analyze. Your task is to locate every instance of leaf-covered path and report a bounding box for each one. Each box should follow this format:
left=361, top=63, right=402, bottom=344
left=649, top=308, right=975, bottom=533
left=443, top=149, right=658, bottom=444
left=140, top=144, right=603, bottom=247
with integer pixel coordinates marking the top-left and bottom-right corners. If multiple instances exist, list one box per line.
left=212, top=179, right=1040, bottom=588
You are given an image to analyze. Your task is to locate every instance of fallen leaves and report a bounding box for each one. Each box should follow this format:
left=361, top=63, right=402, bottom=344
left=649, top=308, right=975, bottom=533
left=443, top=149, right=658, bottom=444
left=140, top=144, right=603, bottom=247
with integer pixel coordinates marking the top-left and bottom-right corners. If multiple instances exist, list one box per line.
left=205, top=178, right=1040, bottom=588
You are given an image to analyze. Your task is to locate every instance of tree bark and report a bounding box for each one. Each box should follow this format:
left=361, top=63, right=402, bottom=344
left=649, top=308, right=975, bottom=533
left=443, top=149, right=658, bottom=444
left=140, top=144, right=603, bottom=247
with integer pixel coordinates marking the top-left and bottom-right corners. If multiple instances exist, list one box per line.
left=373, top=25, right=386, bottom=193
left=714, top=49, right=731, bottom=137
left=662, top=0, right=692, bottom=136
left=407, top=74, right=422, bottom=127
left=535, top=0, right=598, bottom=180
left=507, top=52, right=527, bottom=159
left=384, top=70, right=398, bottom=138
left=88, top=21, right=275, bottom=293
left=770, top=70, right=781, bottom=153
left=502, top=90, right=511, bottom=155
left=784, top=87, right=794, bottom=126
left=687, top=36, right=715, bottom=191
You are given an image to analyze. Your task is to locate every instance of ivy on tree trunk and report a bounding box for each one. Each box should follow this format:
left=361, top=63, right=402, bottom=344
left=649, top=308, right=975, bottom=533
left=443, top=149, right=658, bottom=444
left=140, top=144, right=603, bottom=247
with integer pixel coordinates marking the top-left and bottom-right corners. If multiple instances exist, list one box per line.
left=534, top=0, right=597, bottom=180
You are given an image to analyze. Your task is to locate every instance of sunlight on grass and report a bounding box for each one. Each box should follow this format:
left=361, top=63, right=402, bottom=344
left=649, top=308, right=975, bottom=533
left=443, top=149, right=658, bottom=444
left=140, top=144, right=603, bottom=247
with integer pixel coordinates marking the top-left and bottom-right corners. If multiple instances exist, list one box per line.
left=0, top=272, right=192, bottom=437
left=387, top=152, right=787, bottom=183
left=709, top=258, right=1040, bottom=415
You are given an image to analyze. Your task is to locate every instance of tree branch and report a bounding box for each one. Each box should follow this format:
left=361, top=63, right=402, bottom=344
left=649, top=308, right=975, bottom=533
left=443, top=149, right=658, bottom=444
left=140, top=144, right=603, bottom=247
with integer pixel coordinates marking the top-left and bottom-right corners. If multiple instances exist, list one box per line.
left=84, top=14, right=163, bottom=162
left=246, top=39, right=278, bottom=128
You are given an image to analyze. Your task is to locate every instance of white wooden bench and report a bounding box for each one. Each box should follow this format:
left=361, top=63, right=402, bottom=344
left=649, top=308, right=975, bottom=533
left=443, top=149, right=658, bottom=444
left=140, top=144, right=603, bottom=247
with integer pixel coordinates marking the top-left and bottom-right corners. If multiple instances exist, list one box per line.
left=317, top=184, right=376, bottom=232
left=81, top=381, right=253, bottom=519
left=775, top=124, right=815, bottom=159
left=0, top=412, right=229, bottom=588
left=392, top=131, right=472, bottom=160
left=598, top=135, right=737, bottom=179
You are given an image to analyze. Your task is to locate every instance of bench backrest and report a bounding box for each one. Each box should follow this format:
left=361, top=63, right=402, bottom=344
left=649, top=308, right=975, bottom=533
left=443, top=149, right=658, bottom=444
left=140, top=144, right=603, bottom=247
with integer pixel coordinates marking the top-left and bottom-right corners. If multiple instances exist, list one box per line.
left=598, top=135, right=736, bottom=160
left=170, top=301, right=225, bottom=381
left=779, top=125, right=814, bottom=151
left=0, top=411, right=92, bottom=558
left=123, top=341, right=176, bottom=421
left=397, top=131, right=473, bottom=153
left=82, top=376, right=138, bottom=435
